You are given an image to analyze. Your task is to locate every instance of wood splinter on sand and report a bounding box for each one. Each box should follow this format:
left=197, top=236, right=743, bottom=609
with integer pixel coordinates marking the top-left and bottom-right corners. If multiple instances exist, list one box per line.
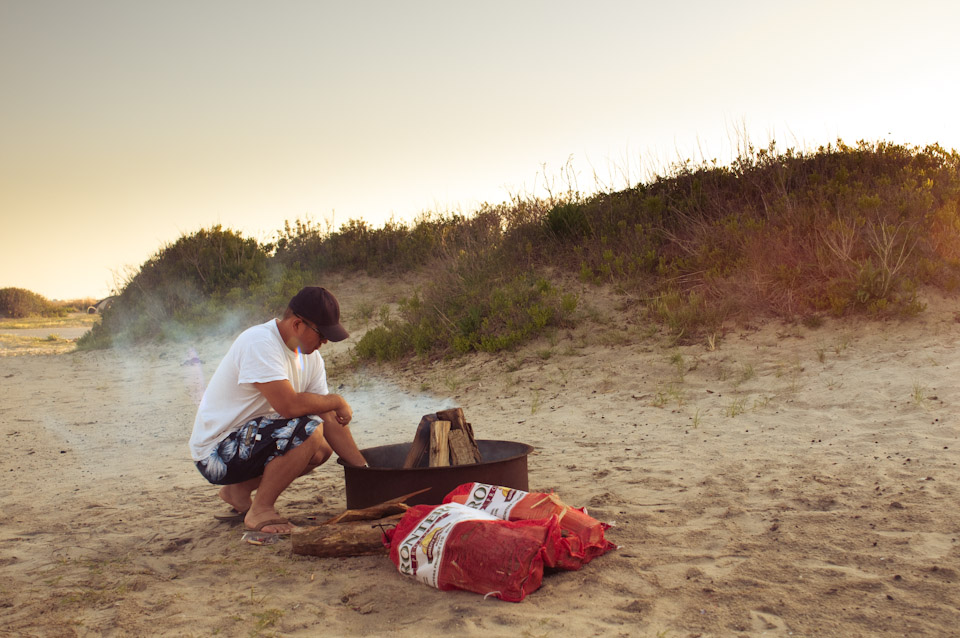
left=402, top=407, right=482, bottom=469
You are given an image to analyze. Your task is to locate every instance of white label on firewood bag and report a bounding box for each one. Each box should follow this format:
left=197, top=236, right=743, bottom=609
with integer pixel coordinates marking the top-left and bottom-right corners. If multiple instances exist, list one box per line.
left=461, top=482, right=529, bottom=519
left=397, top=503, right=498, bottom=588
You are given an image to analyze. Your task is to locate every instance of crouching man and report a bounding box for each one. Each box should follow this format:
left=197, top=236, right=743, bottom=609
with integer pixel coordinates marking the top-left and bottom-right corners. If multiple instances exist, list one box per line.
left=189, top=286, right=366, bottom=534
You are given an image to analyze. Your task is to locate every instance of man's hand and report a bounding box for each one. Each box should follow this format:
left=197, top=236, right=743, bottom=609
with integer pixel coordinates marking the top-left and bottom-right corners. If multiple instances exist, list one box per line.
left=334, top=400, right=353, bottom=426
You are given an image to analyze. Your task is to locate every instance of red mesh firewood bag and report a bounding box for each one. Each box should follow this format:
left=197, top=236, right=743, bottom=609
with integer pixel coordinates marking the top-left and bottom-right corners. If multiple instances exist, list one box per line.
left=443, top=482, right=616, bottom=570
left=385, top=502, right=560, bottom=602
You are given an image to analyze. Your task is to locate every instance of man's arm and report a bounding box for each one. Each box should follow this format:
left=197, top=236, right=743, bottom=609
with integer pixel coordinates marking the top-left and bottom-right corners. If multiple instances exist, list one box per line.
left=253, top=380, right=364, bottom=466
left=253, top=379, right=352, bottom=425
left=315, top=410, right=366, bottom=466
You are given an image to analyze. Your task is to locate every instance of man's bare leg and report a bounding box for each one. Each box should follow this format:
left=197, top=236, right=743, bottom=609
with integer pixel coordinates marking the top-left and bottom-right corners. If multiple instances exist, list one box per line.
left=219, top=421, right=335, bottom=510
left=317, top=411, right=366, bottom=466
left=244, top=427, right=326, bottom=533
left=219, top=440, right=330, bottom=514
left=219, top=478, right=260, bottom=513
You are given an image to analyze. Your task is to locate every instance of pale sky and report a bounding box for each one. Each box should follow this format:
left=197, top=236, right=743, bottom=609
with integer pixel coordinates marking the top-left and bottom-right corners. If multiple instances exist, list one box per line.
left=2, top=1, right=958, bottom=300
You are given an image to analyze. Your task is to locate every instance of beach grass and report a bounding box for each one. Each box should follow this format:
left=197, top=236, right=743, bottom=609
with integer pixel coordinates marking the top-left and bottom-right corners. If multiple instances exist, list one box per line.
left=0, top=313, right=99, bottom=331
left=0, top=334, right=79, bottom=355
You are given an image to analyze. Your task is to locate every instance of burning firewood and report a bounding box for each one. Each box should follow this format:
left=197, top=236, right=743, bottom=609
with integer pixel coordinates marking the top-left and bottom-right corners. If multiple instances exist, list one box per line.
left=403, top=409, right=482, bottom=469
left=402, top=414, right=435, bottom=468
left=437, top=408, right=482, bottom=465
left=448, top=429, right=477, bottom=465
left=429, top=420, right=451, bottom=466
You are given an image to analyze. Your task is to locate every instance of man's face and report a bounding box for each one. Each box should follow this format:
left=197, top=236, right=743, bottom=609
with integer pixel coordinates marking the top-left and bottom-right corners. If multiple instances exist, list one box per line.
left=294, top=314, right=328, bottom=354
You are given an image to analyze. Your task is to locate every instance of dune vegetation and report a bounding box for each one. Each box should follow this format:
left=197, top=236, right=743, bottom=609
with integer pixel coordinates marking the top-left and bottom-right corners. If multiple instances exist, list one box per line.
left=0, top=287, right=96, bottom=319
left=77, top=140, right=960, bottom=358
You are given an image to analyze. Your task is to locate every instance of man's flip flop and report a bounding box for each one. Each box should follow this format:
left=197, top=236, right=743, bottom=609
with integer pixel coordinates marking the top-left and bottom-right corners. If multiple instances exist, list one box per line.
left=245, top=518, right=292, bottom=534
left=213, top=508, right=247, bottom=522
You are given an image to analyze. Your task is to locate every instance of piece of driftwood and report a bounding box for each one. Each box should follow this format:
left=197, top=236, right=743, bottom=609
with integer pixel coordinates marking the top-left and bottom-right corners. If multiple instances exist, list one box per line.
left=402, top=414, right=437, bottom=468
left=437, top=407, right=482, bottom=463
left=323, top=488, right=429, bottom=524
left=323, top=502, right=407, bottom=525
left=292, top=514, right=402, bottom=557
left=293, top=490, right=431, bottom=557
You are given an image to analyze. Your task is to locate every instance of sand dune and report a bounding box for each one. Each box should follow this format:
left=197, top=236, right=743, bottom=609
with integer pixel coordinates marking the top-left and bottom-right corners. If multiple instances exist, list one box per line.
left=1, top=279, right=958, bottom=637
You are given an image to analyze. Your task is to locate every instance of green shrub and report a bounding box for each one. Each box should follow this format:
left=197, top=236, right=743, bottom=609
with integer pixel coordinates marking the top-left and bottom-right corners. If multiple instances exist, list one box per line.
left=356, top=272, right=577, bottom=361
left=82, top=226, right=270, bottom=346
left=545, top=202, right=592, bottom=238
left=649, top=289, right=729, bottom=341
left=0, top=287, right=64, bottom=318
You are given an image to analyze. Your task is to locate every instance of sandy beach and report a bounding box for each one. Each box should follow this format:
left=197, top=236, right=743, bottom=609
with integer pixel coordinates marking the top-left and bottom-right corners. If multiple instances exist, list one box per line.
left=1, top=276, right=958, bottom=637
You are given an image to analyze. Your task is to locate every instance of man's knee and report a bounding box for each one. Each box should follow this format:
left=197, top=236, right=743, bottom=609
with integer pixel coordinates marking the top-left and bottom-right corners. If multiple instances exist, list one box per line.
left=311, top=440, right=333, bottom=466
left=297, top=443, right=332, bottom=477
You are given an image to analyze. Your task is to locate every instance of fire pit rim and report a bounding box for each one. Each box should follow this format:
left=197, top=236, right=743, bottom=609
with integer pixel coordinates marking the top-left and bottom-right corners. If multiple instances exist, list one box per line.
left=337, top=439, right=535, bottom=509
left=336, top=438, right=534, bottom=471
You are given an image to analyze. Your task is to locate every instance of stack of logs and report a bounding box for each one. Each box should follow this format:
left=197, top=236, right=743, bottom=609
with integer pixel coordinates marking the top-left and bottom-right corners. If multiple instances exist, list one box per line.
left=402, top=407, right=482, bottom=468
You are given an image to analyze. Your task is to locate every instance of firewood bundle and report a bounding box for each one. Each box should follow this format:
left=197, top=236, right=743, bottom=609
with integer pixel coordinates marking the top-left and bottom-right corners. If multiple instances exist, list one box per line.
left=402, top=408, right=482, bottom=469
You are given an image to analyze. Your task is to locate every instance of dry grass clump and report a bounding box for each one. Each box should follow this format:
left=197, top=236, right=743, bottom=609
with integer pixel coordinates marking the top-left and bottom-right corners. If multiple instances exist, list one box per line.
left=542, top=141, right=958, bottom=326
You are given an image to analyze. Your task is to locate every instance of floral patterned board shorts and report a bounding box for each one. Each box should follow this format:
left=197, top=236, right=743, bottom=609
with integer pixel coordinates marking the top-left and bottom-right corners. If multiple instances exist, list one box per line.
left=195, top=415, right=322, bottom=485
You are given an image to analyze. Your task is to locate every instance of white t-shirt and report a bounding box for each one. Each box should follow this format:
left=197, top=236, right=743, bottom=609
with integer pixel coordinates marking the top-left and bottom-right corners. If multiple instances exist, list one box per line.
left=189, top=319, right=329, bottom=460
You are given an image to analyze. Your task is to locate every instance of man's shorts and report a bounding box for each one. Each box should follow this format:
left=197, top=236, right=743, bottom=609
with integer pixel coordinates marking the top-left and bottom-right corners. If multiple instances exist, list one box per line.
left=195, top=415, right=322, bottom=485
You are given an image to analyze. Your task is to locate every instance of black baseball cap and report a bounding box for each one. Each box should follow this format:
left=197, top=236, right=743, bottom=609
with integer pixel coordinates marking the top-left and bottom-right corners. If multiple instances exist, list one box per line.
left=288, top=287, right=349, bottom=342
